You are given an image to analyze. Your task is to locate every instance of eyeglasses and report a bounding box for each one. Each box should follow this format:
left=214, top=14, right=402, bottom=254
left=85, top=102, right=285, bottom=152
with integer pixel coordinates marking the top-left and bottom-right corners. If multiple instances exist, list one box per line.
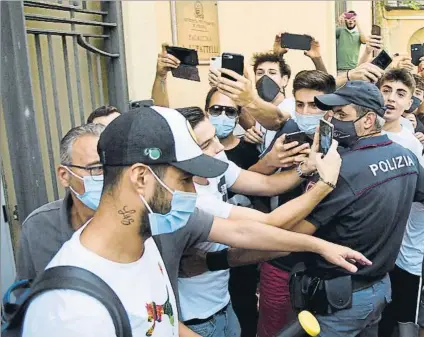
left=208, top=105, right=239, bottom=119
left=61, top=164, right=103, bottom=177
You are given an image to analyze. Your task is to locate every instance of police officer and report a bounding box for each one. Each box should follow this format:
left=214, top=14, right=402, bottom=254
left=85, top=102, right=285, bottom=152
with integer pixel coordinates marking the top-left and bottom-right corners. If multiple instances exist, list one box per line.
left=288, top=81, right=424, bottom=337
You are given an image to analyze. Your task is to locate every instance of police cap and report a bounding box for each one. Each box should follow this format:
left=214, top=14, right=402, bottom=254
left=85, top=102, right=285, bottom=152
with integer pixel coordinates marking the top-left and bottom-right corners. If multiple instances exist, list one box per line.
left=314, top=81, right=386, bottom=117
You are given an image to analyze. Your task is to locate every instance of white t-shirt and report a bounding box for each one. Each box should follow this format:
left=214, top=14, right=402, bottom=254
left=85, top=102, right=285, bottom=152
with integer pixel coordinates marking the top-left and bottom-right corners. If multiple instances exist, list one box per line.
left=256, top=98, right=296, bottom=154
left=400, top=116, right=415, bottom=133
left=179, top=152, right=241, bottom=321
left=23, top=226, right=178, bottom=337
left=383, top=127, right=424, bottom=167
left=396, top=202, right=424, bottom=276
left=383, top=127, right=424, bottom=276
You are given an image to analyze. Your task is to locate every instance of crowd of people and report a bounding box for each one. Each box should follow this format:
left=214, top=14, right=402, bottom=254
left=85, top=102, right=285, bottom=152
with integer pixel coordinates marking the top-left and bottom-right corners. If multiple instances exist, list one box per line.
left=7, top=10, right=424, bottom=337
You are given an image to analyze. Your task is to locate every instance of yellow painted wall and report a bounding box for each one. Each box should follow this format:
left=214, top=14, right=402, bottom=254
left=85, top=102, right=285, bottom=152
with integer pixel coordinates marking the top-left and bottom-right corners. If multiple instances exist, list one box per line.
left=377, top=5, right=424, bottom=55
left=123, top=1, right=343, bottom=109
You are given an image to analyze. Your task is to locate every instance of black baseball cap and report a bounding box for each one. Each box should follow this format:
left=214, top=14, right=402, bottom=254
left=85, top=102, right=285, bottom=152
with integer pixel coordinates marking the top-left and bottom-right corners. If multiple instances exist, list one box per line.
left=98, top=106, right=228, bottom=178
left=314, top=81, right=387, bottom=117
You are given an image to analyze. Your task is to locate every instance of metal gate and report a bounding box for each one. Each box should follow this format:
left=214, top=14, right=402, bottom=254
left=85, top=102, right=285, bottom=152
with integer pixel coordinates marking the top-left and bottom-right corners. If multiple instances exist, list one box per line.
left=1, top=1, right=128, bottom=249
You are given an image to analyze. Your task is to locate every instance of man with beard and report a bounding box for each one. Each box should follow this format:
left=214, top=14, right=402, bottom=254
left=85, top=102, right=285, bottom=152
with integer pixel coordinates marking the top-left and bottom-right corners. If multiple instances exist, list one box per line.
left=336, top=11, right=367, bottom=75
left=22, top=106, right=371, bottom=337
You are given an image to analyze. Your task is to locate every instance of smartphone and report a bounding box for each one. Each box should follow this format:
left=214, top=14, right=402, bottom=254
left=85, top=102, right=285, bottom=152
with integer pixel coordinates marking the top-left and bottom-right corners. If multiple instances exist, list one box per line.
left=411, top=44, right=424, bottom=66
left=221, top=53, right=244, bottom=80
left=371, top=24, right=381, bottom=36
left=371, top=50, right=392, bottom=70
left=344, top=12, right=356, bottom=20
left=285, top=131, right=308, bottom=146
left=165, top=46, right=199, bottom=66
left=210, top=56, right=222, bottom=72
left=319, top=119, right=334, bottom=155
left=280, top=33, right=312, bottom=51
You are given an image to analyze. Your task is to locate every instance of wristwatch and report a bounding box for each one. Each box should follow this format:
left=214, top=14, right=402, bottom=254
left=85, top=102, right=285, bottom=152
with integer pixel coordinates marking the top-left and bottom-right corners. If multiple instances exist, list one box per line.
left=296, top=162, right=314, bottom=179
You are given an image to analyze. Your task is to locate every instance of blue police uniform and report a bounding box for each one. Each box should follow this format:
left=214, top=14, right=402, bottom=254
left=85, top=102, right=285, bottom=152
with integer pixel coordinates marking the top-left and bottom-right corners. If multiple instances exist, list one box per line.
left=304, top=134, right=424, bottom=337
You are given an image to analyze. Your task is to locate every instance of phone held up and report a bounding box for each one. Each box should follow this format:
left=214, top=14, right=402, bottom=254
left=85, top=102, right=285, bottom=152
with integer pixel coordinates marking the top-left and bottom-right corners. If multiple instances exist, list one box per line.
left=411, top=44, right=424, bottom=67
left=210, top=56, right=222, bottom=73
left=371, top=50, right=392, bottom=70
left=371, top=24, right=381, bottom=36
left=221, top=53, right=244, bottom=81
left=319, top=119, right=334, bottom=155
left=165, top=46, right=200, bottom=82
left=280, top=33, right=312, bottom=51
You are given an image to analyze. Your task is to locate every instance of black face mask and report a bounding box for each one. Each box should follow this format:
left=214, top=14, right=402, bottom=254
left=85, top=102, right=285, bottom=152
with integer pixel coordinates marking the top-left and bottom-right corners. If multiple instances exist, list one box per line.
left=256, top=75, right=281, bottom=102
left=331, top=115, right=363, bottom=148
left=405, top=96, right=423, bottom=114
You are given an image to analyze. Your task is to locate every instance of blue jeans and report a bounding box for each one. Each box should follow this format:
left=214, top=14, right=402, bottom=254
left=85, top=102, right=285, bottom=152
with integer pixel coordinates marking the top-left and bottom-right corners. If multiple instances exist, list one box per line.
left=316, top=274, right=392, bottom=337
left=187, top=302, right=241, bottom=337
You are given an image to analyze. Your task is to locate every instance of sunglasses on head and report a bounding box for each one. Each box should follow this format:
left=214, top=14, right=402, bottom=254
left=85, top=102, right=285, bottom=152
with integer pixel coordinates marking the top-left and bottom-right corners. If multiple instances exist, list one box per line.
left=208, top=105, right=239, bottom=119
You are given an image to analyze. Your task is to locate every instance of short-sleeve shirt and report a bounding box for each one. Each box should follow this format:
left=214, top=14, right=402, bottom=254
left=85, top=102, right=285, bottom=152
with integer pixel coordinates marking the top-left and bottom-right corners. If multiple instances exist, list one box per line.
left=23, top=229, right=178, bottom=337
left=336, top=27, right=362, bottom=71
left=304, top=135, right=424, bottom=279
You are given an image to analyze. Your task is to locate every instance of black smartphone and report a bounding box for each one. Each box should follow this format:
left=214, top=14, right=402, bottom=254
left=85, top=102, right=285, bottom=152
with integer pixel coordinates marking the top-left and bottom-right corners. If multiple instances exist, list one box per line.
left=280, top=33, right=312, bottom=51
left=221, top=53, right=244, bottom=81
left=319, top=119, right=334, bottom=155
left=285, top=131, right=308, bottom=146
left=371, top=50, right=392, bottom=70
left=371, top=24, right=381, bottom=36
left=165, top=46, right=199, bottom=66
left=411, top=44, right=424, bottom=66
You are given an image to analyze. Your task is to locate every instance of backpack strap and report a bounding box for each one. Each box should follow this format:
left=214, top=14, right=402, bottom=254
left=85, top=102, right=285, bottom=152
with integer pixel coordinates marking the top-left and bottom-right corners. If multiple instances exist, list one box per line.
left=6, top=266, right=132, bottom=337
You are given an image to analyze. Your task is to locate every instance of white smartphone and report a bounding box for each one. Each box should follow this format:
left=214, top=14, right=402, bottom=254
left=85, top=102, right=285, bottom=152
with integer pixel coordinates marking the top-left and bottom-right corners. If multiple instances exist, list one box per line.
left=210, top=56, right=222, bottom=72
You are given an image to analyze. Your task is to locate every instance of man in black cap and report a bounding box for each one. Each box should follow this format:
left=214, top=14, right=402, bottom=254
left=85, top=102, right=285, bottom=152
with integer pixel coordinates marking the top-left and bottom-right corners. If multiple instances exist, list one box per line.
left=285, top=80, right=424, bottom=337
left=22, top=106, right=371, bottom=337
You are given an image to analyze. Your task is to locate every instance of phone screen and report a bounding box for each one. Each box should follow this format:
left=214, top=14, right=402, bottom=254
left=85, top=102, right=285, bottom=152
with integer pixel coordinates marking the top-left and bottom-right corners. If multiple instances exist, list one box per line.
left=371, top=50, right=392, bottom=70
left=281, top=33, right=312, bottom=51
left=319, top=119, right=334, bottom=155
left=411, top=44, right=424, bottom=66
left=166, top=47, right=199, bottom=66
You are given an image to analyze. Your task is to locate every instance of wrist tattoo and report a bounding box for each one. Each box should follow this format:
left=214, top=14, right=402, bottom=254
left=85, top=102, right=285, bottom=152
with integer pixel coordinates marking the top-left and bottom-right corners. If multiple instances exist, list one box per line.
left=118, top=206, right=136, bottom=225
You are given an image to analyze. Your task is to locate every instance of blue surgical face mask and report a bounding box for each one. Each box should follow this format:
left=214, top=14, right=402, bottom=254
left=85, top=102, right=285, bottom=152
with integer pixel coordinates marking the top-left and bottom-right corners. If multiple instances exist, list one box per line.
left=140, top=168, right=197, bottom=236
left=295, top=112, right=325, bottom=135
left=65, top=167, right=103, bottom=210
left=209, top=114, right=236, bottom=139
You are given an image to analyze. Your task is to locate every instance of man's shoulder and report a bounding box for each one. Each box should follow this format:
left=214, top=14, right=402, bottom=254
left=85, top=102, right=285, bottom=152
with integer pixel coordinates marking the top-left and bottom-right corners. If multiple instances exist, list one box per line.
left=276, top=119, right=300, bottom=137
left=22, top=199, right=65, bottom=231
left=23, top=284, right=113, bottom=337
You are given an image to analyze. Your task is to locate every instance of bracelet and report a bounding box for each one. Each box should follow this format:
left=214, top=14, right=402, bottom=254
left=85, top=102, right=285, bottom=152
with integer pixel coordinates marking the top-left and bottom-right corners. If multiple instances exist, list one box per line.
left=319, top=177, right=336, bottom=189
left=206, top=248, right=230, bottom=271
left=346, top=70, right=350, bottom=81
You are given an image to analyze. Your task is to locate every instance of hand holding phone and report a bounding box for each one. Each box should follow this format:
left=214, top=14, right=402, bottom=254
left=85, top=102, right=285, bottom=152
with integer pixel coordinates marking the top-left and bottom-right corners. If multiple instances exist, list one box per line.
left=165, top=46, right=200, bottom=82
left=319, top=119, right=334, bottom=155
